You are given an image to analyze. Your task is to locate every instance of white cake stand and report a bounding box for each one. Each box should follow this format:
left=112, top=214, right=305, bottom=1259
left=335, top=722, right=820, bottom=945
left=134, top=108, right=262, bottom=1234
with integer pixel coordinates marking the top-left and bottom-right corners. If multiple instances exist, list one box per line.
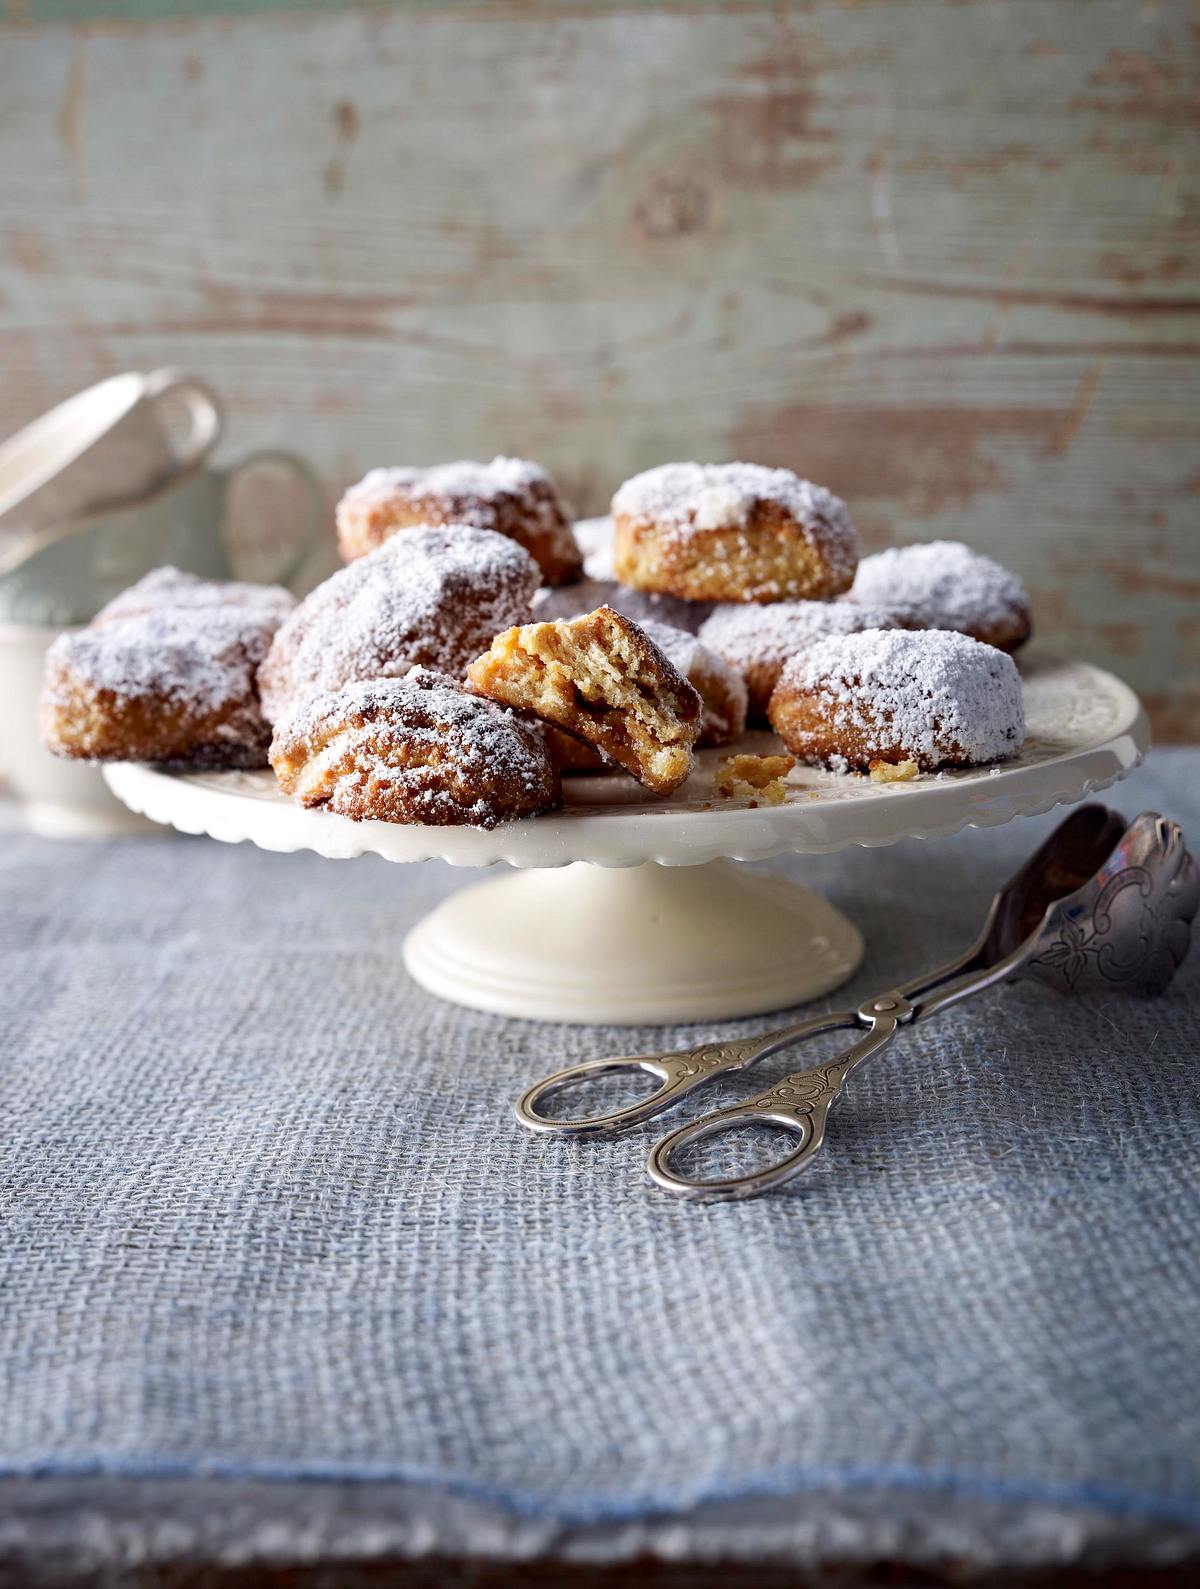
left=104, top=656, right=1147, bottom=1025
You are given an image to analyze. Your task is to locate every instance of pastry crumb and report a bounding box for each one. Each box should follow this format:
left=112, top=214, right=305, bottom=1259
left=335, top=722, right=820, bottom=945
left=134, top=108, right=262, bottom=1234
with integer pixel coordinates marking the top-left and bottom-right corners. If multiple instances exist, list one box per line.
left=868, top=758, right=919, bottom=784
left=715, top=752, right=796, bottom=807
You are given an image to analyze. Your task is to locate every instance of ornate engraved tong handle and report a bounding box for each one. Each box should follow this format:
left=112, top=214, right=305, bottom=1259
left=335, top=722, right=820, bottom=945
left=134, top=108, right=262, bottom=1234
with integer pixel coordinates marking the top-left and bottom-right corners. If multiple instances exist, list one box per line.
left=646, top=996, right=912, bottom=1200
left=514, top=1014, right=857, bottom=1138
left=515, top=810, right=1196, bottom=1197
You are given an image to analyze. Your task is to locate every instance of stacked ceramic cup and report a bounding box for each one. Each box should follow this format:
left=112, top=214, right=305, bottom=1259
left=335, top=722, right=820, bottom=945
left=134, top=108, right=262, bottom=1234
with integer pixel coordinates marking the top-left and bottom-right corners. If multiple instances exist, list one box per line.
left=0, top=370, right=322, bottom=835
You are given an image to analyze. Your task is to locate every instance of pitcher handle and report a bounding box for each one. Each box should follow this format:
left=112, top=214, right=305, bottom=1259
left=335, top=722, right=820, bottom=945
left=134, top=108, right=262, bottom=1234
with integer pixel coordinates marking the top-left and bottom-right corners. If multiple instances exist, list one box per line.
left=143, top=369, right=223, bottom=472
left=222, top=449, right=326, bottom=590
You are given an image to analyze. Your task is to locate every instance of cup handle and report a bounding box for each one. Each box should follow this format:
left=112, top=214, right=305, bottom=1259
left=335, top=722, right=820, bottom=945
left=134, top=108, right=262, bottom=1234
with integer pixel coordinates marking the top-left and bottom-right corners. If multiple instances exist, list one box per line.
left=143, top=368, right=224, bottom=471
left=222, top=449, right=326, bottom=590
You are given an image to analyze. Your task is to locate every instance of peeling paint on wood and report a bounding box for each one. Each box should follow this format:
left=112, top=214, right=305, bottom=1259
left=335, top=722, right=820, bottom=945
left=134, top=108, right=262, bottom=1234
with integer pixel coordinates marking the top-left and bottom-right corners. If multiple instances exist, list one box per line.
left=0, top=1, right=1196, bottom=736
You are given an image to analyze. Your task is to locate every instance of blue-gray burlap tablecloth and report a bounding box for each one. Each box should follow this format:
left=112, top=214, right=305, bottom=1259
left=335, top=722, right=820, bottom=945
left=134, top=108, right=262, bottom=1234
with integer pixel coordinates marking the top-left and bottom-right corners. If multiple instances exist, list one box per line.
left=1, top=750, right=1197, bottom=1574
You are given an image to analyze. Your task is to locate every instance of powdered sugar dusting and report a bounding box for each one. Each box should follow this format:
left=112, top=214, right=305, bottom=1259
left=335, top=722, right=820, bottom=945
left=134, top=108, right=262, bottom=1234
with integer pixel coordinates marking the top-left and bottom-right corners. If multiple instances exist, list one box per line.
left=573, top=516, right=615, bottom=580
left=612, top=462, right=859, bottom=577
left=259, top=525, right=539, bottom=721
left=275, top=666, right=557, bottom=826
left=638, top=618, right=749, bottom=740
left=636, top=618, right=733, bottom=693
left=45, top=606, right=277, bottom=715
left=700, top=599, right=906, bottom=672
left=693, top=483, right=755, bottom=531
left=347, top=457, right=552, bottom=505
left=778, top=628, right=1025, bottom=766
left=848, top=541, right=1029, bottom=636
left=95, top=566, right=296, bottom=627
left=339, top=457, right=571, bottom=548
left=279, top=667, right=542, bottom=773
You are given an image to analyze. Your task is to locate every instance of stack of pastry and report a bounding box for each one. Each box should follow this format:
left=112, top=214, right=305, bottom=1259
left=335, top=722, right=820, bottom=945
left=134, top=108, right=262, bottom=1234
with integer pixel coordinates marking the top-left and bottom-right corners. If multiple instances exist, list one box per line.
left=42, top=452, right=1030, bottom=828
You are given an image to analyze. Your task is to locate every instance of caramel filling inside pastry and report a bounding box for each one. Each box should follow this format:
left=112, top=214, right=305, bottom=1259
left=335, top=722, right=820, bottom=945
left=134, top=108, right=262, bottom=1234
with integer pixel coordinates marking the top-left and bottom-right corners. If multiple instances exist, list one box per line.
left=466, top=607, right=701, bottom=796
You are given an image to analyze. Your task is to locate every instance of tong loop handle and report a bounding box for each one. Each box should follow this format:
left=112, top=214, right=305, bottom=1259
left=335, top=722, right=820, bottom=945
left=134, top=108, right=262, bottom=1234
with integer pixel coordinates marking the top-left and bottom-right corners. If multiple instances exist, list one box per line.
left=647, top=1104, right=825, bottom=1202
left=646, top=995, right=911, bottom=1201
left=515, top=1054, right=701, bottom=1137
left=514, top=1016, right=860, bottom=1139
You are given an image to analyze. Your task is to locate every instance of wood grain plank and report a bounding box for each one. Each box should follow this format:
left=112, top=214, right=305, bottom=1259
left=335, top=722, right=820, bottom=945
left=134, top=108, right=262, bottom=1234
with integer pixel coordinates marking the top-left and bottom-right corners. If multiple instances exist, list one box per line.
left=0, top=1, right=1196, bottom=734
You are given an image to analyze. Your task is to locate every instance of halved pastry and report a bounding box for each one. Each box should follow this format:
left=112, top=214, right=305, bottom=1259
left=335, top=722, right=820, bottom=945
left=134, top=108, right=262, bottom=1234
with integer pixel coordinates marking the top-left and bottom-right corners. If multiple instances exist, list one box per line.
left=465, top=606, right=702, bottom=796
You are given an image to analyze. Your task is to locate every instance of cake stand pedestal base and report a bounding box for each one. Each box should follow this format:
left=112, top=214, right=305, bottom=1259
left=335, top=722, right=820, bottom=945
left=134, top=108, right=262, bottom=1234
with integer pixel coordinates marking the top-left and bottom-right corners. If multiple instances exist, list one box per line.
left=402, top=859, right=863, bottom=1025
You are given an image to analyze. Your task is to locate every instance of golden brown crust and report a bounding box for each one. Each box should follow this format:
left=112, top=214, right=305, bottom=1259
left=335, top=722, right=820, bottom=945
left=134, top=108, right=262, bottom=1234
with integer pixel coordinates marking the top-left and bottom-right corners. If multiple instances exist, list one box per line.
left=768, top=686, right=936, bottom=773
left=92, top=566, right=295, bottom=629
left=41, top=654, right=271, bottom=768
left=465, top=606, right=702, bottom=797
left=336, top=460, right=582, bottom=585
left=614, top=503, right=854, bottom=604
left=743, top=658, right=788, bottom=722
left=270, top=669, right=561, bottom=828
left=610, top=464, right=859, bottom=603
left=963, top=613, right=1031, bottom=654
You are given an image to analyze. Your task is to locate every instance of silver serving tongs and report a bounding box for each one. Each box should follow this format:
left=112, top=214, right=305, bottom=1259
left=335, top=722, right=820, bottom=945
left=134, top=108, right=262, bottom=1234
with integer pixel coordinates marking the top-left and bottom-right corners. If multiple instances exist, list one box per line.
left=515, top=807, right=1197, bottom=1202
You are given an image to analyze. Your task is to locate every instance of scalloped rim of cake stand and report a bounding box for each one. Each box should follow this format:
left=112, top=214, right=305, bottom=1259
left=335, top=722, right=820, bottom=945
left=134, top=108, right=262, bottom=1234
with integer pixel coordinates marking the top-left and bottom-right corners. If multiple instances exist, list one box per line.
left=102, top=657, right=1148, bottom=872
left=101, top=658, right=1148, bottom=1023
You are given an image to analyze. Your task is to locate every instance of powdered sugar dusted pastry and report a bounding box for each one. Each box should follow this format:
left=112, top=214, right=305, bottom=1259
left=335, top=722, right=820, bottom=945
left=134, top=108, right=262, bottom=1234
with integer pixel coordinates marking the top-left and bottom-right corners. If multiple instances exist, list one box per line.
left=258, top=525, right=539, bottom=724
left=637, top=619, right=747, bottom=748
left=466, top=606, right=703, bottom=796
left=270, top=667, right=561, bottom=828
left=41, top=604, right=283, bottom=769
left=93, top=565, right=295, bottom=629
left=700, top=599, right=911, bottom=720
left=768, top=628, right=1025, bottom=773
left=613, top=462, right=859, bottom=603
left=847, top=540, right=1031, bottom=652
left=336, top=457, right=581, bottom=585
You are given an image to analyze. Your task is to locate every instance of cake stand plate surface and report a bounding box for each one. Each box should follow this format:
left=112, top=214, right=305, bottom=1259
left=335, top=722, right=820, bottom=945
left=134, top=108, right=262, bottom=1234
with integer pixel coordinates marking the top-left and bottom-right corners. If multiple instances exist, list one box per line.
left=105, top=657, right=1147, bottom=1024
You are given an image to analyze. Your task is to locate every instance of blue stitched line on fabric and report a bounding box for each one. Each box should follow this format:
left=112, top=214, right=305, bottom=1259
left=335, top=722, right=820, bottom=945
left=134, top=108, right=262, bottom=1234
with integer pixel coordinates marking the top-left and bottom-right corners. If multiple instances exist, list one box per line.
left=3, top=1457, right=1198, bottom=1530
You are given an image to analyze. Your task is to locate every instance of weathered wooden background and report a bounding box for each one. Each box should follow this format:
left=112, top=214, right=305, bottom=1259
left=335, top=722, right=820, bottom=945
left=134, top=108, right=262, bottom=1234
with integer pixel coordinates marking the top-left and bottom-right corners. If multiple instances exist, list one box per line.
left=1, top=1, right=1197, bottom=735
